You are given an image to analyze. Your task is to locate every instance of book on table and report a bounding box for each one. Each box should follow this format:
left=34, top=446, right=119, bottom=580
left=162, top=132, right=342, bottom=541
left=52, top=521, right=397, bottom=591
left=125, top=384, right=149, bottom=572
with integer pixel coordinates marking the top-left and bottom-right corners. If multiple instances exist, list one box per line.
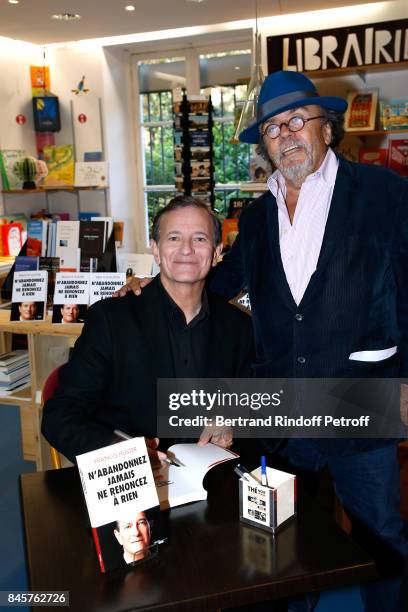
left=155, top=442, right=239, bottom=509
left=76, top=437, right=163, bottom=573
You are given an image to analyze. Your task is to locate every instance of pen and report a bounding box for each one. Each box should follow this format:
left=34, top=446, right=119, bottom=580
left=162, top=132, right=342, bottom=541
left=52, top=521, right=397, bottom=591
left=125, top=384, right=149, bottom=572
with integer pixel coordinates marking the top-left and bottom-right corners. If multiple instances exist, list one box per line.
left=113, top=429, right=181, bottom=466
left=261, top=455, right=268, bottom=486
left=153, top=538, right=168, bottom=546
left=234, top=463, right=258, bottom=484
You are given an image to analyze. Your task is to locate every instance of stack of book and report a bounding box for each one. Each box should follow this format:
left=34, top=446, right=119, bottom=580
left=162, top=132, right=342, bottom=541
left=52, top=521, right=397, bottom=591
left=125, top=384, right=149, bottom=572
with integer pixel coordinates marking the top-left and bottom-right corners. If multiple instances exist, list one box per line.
left=0, top=351, right=30, bottom=392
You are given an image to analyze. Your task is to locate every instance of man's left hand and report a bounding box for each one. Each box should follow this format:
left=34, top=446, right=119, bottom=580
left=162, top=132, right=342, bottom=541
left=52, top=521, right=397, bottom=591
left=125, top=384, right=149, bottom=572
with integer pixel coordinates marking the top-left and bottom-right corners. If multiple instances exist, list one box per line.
left=198, top=424, right=233, bottom=448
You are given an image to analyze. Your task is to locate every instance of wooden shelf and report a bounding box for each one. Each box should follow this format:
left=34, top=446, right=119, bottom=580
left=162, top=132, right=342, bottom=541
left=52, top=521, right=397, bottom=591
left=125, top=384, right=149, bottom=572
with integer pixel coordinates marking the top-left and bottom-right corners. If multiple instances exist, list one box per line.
left=303, top=61, right=408, bottom=79
left=2, top=186, right=107, bottom=194
left=0, top=383, right=32, bottom=405
left=0, top=310, right=83, bottom=336
left=345, top=129, right=408, bottom=137
left=238, top=182, right=268, bottom=193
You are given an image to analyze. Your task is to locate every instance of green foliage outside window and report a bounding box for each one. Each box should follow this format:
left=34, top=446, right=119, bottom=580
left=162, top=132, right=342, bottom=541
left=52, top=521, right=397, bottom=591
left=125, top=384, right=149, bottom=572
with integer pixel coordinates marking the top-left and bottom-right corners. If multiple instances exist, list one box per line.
left=142, top=84, right=252, bottom=227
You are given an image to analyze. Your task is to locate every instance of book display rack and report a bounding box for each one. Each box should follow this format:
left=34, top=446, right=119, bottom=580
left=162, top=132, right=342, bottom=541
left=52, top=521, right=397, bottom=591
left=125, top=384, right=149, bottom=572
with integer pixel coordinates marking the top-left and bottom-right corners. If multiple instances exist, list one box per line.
left=173, top=94, right=215, bottom=208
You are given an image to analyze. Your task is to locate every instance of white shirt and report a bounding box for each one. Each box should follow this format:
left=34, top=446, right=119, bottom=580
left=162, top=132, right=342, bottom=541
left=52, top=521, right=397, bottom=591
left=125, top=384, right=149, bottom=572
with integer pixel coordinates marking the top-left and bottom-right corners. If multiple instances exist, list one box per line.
left=267, top=148, right=339, bottom=306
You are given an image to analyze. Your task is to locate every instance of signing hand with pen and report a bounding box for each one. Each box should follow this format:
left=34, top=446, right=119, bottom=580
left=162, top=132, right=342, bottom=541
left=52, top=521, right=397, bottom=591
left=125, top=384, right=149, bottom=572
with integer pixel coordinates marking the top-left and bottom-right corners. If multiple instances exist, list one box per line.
left=145, top=437, right=171, bottom=469
left=198, top=424, right=233, bottom=449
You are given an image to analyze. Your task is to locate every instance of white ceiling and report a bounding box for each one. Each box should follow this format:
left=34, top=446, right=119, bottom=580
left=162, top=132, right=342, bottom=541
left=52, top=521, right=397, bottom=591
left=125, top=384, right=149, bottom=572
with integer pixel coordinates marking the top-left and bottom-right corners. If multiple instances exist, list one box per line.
left=0, top=0, right=385, bottom=45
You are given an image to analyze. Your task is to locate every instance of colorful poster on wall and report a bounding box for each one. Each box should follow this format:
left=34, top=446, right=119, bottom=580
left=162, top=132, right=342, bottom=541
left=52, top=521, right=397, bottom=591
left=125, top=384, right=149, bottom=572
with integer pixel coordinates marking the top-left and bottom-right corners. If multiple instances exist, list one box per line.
left=30, top=66, right=50, bottom=97
left=43, top=145, right=74, bottom=187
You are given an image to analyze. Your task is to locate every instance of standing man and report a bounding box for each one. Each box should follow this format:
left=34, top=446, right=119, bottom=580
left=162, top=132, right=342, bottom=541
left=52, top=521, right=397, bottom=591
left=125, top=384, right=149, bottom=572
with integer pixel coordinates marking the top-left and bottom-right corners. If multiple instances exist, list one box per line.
left=210, top=70, right=408, bottom=612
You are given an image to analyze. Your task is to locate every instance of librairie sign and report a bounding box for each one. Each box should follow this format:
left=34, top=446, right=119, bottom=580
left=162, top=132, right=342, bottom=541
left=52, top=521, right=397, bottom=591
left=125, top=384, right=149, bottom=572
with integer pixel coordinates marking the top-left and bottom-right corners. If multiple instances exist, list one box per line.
left=267, top=19, right=408, bottom=73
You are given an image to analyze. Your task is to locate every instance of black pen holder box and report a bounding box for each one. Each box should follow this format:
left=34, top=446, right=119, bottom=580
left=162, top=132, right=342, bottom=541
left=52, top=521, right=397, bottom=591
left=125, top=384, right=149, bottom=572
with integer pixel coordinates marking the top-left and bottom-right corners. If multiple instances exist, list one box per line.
left=239, top=467, right=296, bottom=533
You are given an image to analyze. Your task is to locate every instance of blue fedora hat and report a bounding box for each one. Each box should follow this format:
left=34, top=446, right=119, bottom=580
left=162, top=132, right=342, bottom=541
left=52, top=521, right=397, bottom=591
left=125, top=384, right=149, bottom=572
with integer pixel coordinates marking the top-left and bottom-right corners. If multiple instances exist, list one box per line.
left=239, top=70, right=347, bottom=144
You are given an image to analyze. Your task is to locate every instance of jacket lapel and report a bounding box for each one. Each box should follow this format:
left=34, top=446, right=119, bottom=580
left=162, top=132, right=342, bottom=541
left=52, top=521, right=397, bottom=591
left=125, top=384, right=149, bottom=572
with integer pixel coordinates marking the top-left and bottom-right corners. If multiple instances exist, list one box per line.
left=300, top=156, right=355, bottom=308
left=128, top=279, right=175, bottom=378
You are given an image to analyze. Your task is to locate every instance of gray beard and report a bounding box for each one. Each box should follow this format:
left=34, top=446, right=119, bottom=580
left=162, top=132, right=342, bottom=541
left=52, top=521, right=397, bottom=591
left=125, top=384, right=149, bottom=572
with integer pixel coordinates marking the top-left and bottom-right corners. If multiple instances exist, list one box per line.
left=271, top=139, right=314, bottom=187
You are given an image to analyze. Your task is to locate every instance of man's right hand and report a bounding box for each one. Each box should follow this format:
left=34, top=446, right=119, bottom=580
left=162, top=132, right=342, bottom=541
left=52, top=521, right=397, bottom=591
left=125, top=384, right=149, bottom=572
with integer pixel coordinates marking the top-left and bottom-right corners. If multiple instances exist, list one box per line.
left=145, top=437, right=169, bottom=470
left=113, top=276, right=153, bottom=298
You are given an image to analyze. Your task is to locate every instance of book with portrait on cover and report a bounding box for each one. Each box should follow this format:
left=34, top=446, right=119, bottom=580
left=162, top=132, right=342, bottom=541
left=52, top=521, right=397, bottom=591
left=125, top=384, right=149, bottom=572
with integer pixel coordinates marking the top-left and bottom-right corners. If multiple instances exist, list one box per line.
left=76, top=437, right=163, bottom=573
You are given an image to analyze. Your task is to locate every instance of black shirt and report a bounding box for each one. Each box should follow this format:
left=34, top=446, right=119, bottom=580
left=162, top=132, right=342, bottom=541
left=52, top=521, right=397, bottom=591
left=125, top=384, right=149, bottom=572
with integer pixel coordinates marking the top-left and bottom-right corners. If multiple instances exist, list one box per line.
left=157, top=278, right=210, bottom=378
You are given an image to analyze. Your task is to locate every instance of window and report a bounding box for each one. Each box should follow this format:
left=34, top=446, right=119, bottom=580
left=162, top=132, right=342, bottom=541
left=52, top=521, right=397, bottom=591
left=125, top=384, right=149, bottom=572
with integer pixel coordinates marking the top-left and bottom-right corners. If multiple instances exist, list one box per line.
left=133, top=43, right=253, bottom=245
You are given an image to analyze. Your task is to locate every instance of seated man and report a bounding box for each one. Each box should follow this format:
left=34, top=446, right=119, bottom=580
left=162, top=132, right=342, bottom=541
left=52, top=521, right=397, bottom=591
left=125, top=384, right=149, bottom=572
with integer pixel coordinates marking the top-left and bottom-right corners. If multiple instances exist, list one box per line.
left=42, top=196, right=253, bottom=464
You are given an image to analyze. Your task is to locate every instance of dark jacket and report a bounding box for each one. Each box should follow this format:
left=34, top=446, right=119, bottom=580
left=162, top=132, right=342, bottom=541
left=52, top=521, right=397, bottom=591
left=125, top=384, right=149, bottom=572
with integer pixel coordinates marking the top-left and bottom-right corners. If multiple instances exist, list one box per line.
left=211, top=156, right=408, bottom=453
left=42, top=277, right=254, bottom=462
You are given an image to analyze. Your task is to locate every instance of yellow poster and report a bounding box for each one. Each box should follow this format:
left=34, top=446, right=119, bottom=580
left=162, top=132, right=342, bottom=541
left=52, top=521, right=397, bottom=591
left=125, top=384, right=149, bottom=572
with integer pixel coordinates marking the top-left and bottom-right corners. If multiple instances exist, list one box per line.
left=30, top=66, right=50, bottom=97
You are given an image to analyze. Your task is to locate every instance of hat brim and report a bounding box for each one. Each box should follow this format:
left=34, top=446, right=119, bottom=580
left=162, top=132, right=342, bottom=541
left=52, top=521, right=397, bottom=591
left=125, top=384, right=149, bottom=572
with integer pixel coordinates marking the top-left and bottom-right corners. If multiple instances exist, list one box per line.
left=239, top=95, right=348, bottom=144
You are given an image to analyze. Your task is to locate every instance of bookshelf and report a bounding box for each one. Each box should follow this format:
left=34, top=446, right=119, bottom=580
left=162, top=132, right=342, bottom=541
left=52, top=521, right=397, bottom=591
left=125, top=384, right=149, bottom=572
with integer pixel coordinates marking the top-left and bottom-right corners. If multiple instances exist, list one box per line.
left=0, top=310, right=82, bottom=469
left=1, top=185, right=109, bottom=217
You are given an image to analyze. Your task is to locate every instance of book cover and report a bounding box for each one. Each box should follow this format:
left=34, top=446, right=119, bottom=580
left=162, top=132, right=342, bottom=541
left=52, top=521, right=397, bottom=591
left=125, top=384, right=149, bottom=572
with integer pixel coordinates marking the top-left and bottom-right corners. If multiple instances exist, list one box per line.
left=359, top=147, right=388, bottom=166
left=345, top=90, right=378, bottom=132
left=79, top=212, right=99, bottom=221
left=89, top=273, right=126, bottom=305
left=191, top=160, right=211, bottom=178
left=1, top=223, right=23, bottom=256
left=43, top=145, right=74, bottom=187
left=39, top=256, right=60, bottom=308
left=190, top=147, right=210, bottom=162
left=113, top=221, right=124, bottom=248
left=191, top=178, right=210, bottom=193
left=155, top=443, right=238, bottom=509
left=52, top=272, right=90, bottom=323
left=91, top=217, right=113, bottom=251
left=188, top=114, right=209, bottom=129
left=388, top=139, right=408, bottom=176
left=379, top=100, right=408, bottom=131
left=0, top=350, right=29, bottom=369
left=226, top=198, right=254, bottom=219
left=10, top=270, right=48, bottom=322
left=84, top=151, right=103, bottom=162
left=190, top=130, right=210, bottom=147
left=79, top=221, right=106, bottom=272
left=222, top=218, right=239, bottom=248
left=0, top=150, right=25, bottom=190
left=76, top=437, right=161, bottom=573
left=55, top=221, right=80, bottom=271
left=30, top=65, right=50, bottom=97
left=116, top=253, right=154, bottom=277
left=15, top=256, right=39, bottom=272
left=1, top=213, right=28, bottom=234
left=189, top=99, right=209, bottom=114
left=74, top=162, right=108, bottom=187
left=58, top=246, right=79, bottom=272
left=0, top=363, right=30, bottom=384
left=27, top=220, right=45, bottom=257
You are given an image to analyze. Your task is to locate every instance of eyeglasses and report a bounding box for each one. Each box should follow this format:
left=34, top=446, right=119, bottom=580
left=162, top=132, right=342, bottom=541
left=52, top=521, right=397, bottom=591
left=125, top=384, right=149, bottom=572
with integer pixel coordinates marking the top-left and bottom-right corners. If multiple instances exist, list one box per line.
left=261, top=115, right=325, bottom=139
